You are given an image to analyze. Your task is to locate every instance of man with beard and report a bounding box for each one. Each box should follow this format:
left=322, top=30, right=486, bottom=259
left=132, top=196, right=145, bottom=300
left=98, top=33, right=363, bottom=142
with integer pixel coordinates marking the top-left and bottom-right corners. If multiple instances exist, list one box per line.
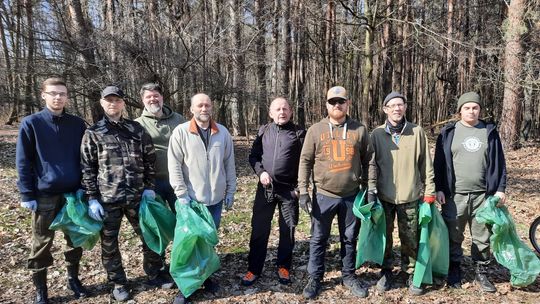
left=168, top=93, right=237, bottom=304
left=135, top=83, right=186, bottom=210
left=241, top=97, right=305, bottom=286
left=298, top=86, right=372, bottom=300
left=368, top=92, right=436, bottom=296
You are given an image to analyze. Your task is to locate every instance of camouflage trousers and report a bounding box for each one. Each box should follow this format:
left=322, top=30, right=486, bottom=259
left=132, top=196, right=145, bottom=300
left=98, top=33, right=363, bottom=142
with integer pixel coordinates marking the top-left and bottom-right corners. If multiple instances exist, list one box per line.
left=28, top=194, right=82, bottom=271
left=380, top=200, right=419, bottom=273
left=100, top=201, right=163, bottom=284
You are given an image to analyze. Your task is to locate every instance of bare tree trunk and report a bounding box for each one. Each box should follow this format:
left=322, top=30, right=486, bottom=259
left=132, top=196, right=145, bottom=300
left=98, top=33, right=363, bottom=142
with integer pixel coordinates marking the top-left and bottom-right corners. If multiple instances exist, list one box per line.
left=499, top=0, right=525, bottom=150
left=22, top=0, right=34, bottom=116
left=255, top=0, right=268, bottom=125
left=361, top=0, right=373, bottom=126
left=281, top=0, right=292, bottom=97
left=228, top=0, right=246, bottom=136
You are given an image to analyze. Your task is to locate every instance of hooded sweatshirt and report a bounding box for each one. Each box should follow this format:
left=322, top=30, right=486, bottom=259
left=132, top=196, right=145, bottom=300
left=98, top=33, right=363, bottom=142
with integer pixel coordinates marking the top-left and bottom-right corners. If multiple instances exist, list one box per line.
left=298, top=116, right=372, bottom=198
left=135, top=105, right=185, bottom=179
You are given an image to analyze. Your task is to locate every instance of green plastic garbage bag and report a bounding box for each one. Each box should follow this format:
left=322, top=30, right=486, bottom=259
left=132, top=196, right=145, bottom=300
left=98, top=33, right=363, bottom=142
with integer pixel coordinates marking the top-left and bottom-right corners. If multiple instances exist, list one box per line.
left=170, top=200, right=220, bottom=297
left=412, top=201, right=449, bottom=287
left=476, top=196, right=540, bottom=287
left=139, top=195, right=176, bottom=255
left=352, top=191, right=386, bottom=267
left=49, top=192, right=103, bottom=250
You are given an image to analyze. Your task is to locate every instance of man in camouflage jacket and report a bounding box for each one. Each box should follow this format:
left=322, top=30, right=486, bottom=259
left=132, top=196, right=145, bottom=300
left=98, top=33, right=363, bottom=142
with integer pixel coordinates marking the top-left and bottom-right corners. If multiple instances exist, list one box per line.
left=80, top=86, right=173, bottom=302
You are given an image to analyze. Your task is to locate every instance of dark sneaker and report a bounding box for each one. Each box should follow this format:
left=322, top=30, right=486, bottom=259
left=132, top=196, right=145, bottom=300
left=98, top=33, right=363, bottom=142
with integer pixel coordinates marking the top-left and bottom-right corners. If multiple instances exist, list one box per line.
left=111, top=284, right=130, bottom=302
left=277, top=267, right=291, bottom=285
left=172, top=291, right=191, bottom=304
left=475, top=273, right=496, bottom=293
left=241, top=271, right=259, bottom=286
left=68, top=277, right=89, bottom=298
left=343, top=277, right=368, bottom=298
left=447, top=261, right=462, bottom=289
left=147, top=274, right=175, bottom=289
left=203, top=277, right=219, bottom=293
left=376, top=269, right=393, bottom=292
left=408, top=276, right=425, bottom=296
left=302, top=277, right=322, bottom=299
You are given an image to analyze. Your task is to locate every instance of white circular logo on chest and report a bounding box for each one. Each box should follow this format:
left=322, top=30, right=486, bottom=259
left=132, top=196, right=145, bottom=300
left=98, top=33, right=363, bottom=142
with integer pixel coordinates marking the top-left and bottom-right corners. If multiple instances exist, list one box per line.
left=462, top=136, right=483, bottom=152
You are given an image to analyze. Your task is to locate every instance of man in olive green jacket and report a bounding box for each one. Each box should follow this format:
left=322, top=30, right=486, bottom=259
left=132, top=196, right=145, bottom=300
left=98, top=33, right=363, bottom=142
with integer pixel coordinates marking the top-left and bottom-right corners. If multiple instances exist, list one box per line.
left=368, top=92, right=436, bottom=296
left=135, top=83, right=185, bottom=210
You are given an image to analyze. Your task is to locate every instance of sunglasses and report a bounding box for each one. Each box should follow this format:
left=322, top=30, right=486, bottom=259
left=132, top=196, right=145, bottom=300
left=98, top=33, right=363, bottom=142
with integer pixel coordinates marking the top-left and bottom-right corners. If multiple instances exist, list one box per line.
left=328, top=99, right=347, bottom=106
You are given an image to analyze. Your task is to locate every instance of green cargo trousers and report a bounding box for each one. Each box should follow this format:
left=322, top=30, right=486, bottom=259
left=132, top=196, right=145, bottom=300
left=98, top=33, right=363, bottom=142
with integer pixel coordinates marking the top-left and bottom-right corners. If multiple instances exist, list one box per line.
left=380, top=200, right=419, bottom=273
left=100, top=202, right=163, bottom=284
left=27, top=194, right=82, bottom=270
left=441, top=192, right=491, bottom=263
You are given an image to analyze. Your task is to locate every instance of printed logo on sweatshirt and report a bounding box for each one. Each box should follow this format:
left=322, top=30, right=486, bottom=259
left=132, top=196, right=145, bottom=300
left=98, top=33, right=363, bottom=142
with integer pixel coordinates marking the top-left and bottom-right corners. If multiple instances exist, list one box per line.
left=320, top=130, right=358, bottom=172
left=462, top=136, right=483, bottom=152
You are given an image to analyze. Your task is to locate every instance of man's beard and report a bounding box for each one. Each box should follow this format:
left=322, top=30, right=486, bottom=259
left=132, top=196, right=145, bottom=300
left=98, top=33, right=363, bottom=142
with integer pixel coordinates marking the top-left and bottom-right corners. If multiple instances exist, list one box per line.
left=146, top=104, right=162, bottom=114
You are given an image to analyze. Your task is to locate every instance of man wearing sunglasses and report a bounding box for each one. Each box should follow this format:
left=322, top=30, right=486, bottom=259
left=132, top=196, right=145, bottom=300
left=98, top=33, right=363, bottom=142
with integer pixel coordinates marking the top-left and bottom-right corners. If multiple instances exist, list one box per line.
left=368, top=92, right=436, bottom=296
left=298, top=86, right=372, bottom=299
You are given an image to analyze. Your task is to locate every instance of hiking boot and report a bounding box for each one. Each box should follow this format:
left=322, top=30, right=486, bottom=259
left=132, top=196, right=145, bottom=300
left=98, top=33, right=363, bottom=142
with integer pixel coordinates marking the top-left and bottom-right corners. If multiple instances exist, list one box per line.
left=172, top=291, right=191, bottom=304
left=277, top=267, right=291, bottom=285
left=203, top=277, right=219, bottom=293
left=342, top=276, right=368, bottom=298
left=376, top=269, right=393, bottom=292
left=447, top=261, right=462, bottom=289
left=32, top=269, right=49, bottom=304
left=475, top=263, right=496, bottom=293
left=67, top=264, right=89, bottom=298
left=147, top=273, right=175, bottom=289
left=408, top=276, right=425, bottom=296
left=302, top=277, right=322, bottom=299
left=111, top=284, right=130, bottom=302
left=241, top=271, right=259, bottom=286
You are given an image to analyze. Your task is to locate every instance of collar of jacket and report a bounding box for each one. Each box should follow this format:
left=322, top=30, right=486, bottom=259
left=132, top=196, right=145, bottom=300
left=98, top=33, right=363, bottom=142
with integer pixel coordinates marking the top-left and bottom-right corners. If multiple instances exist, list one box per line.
left=42, top=107, right=66, bottom=121
left=188, top=117, right=219, bottom=135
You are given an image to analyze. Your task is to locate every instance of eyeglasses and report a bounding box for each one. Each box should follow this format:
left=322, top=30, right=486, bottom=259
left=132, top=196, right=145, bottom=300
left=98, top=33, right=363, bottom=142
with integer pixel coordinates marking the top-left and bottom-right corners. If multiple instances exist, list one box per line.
left=44, top=91, right=67, bottom=97
left=328, top=99, right=347, bottom=106
left=385, top=103, right=405, bottom=109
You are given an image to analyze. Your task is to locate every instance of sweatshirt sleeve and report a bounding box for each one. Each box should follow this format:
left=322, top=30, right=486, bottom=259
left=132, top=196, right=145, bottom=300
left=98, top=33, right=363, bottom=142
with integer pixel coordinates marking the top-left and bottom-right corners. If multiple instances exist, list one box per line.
left=419, top=128, right=436, bottom=195
left=168, top=128, right=188, bottom=198
left=224, top=130, right=237, bottom=196
left=359, top=126, right=373, bottom=190
left=367, top=133, right=378, bottom=192
left=141, top=129, right=156, bottom=190
left=433, top=132, right=447, bottom=193
left=16, top=120, right=37, bottom=202
left=297, top=127, right=315, bottom=195
left=248, top=125, right=265, bottom=176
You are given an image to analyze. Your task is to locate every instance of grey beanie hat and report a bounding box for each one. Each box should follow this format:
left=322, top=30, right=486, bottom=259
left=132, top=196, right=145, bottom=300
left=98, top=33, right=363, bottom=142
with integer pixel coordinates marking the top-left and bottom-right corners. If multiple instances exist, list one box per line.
left=383, top=91, right=406, bottom=106
left=457, top=92, right=482, bottom=112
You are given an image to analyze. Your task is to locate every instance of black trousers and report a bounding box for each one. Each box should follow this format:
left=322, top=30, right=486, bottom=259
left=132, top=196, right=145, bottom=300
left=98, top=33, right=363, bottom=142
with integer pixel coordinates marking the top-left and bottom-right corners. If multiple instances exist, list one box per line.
left=247, top=183, right=299, bottom=275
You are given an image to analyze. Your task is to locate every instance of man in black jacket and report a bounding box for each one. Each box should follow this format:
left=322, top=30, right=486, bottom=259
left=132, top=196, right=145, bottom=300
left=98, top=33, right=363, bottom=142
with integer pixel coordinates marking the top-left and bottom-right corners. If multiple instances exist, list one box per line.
left=241, top=97, right=305, bottom=286
left=434, top=92, right=507, bottom=293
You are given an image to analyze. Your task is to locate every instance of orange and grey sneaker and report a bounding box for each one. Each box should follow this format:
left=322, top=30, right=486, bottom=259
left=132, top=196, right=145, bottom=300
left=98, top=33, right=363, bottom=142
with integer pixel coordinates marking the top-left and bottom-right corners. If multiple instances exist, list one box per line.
left=277, top=267, right=291, bottom=285
left=241, top=271, right=258, bottom=286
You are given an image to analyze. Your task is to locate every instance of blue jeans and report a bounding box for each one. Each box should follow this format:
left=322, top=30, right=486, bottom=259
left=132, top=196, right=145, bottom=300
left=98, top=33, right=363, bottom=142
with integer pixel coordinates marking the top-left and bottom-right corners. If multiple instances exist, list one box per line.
left=307, top=192, right=360, bottom=280
left=155, top=178, right=177, bottom=212
left=206, top=201, right=224, bottom=230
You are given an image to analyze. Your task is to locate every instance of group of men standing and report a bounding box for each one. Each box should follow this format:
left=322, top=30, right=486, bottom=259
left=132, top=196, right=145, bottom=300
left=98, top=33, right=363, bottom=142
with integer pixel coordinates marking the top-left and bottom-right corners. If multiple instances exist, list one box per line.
left=16, top=77, right=506, bottom=303
left=16, top=78, right=235, bottom=304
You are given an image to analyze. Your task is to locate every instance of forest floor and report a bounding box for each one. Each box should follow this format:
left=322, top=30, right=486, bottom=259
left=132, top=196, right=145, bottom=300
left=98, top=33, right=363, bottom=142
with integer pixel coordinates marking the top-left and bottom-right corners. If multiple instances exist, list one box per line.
left=0, top=124, right=539, bottom=304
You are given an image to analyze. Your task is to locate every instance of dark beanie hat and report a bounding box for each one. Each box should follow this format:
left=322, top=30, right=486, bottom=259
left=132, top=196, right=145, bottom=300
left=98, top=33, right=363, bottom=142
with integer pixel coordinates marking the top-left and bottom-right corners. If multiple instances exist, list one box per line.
left=383, top=92, right=406, bottom=106
left=457, top=92, right=482, bottom=112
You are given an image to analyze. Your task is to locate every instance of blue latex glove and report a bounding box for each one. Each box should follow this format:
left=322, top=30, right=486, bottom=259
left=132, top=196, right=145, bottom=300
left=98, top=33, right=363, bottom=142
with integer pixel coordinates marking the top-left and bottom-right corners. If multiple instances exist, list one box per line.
left=177, top=197, right=190, bottom=206
left=20, top=200, right=37, bottom=212
left=142, top=189, right=156, bottom=199
left=88, top=199, right=104, bottom=221
left=224, top=194, right=234, bottom=210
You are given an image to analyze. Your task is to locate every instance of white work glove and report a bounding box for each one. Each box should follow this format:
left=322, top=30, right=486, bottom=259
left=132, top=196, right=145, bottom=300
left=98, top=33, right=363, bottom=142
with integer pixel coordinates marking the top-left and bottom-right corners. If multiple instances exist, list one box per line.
left=224, top=194, right=234, bottom=211
left=20, top=200, right=37, bottom=212
left=177, top=197, right=190, bottom=206
left=88, top=199, right=104, bottom=221
left=142, top=189, right=156, bottom=199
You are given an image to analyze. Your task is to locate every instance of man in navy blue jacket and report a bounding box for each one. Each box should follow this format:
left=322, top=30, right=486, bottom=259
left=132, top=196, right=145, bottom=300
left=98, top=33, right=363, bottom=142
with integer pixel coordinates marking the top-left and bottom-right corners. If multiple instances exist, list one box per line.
left=434, top=92, right=507, bottom=293
left=241, top=97, right=305, bottom=286
left=16, top=77, right=88, bottom=303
